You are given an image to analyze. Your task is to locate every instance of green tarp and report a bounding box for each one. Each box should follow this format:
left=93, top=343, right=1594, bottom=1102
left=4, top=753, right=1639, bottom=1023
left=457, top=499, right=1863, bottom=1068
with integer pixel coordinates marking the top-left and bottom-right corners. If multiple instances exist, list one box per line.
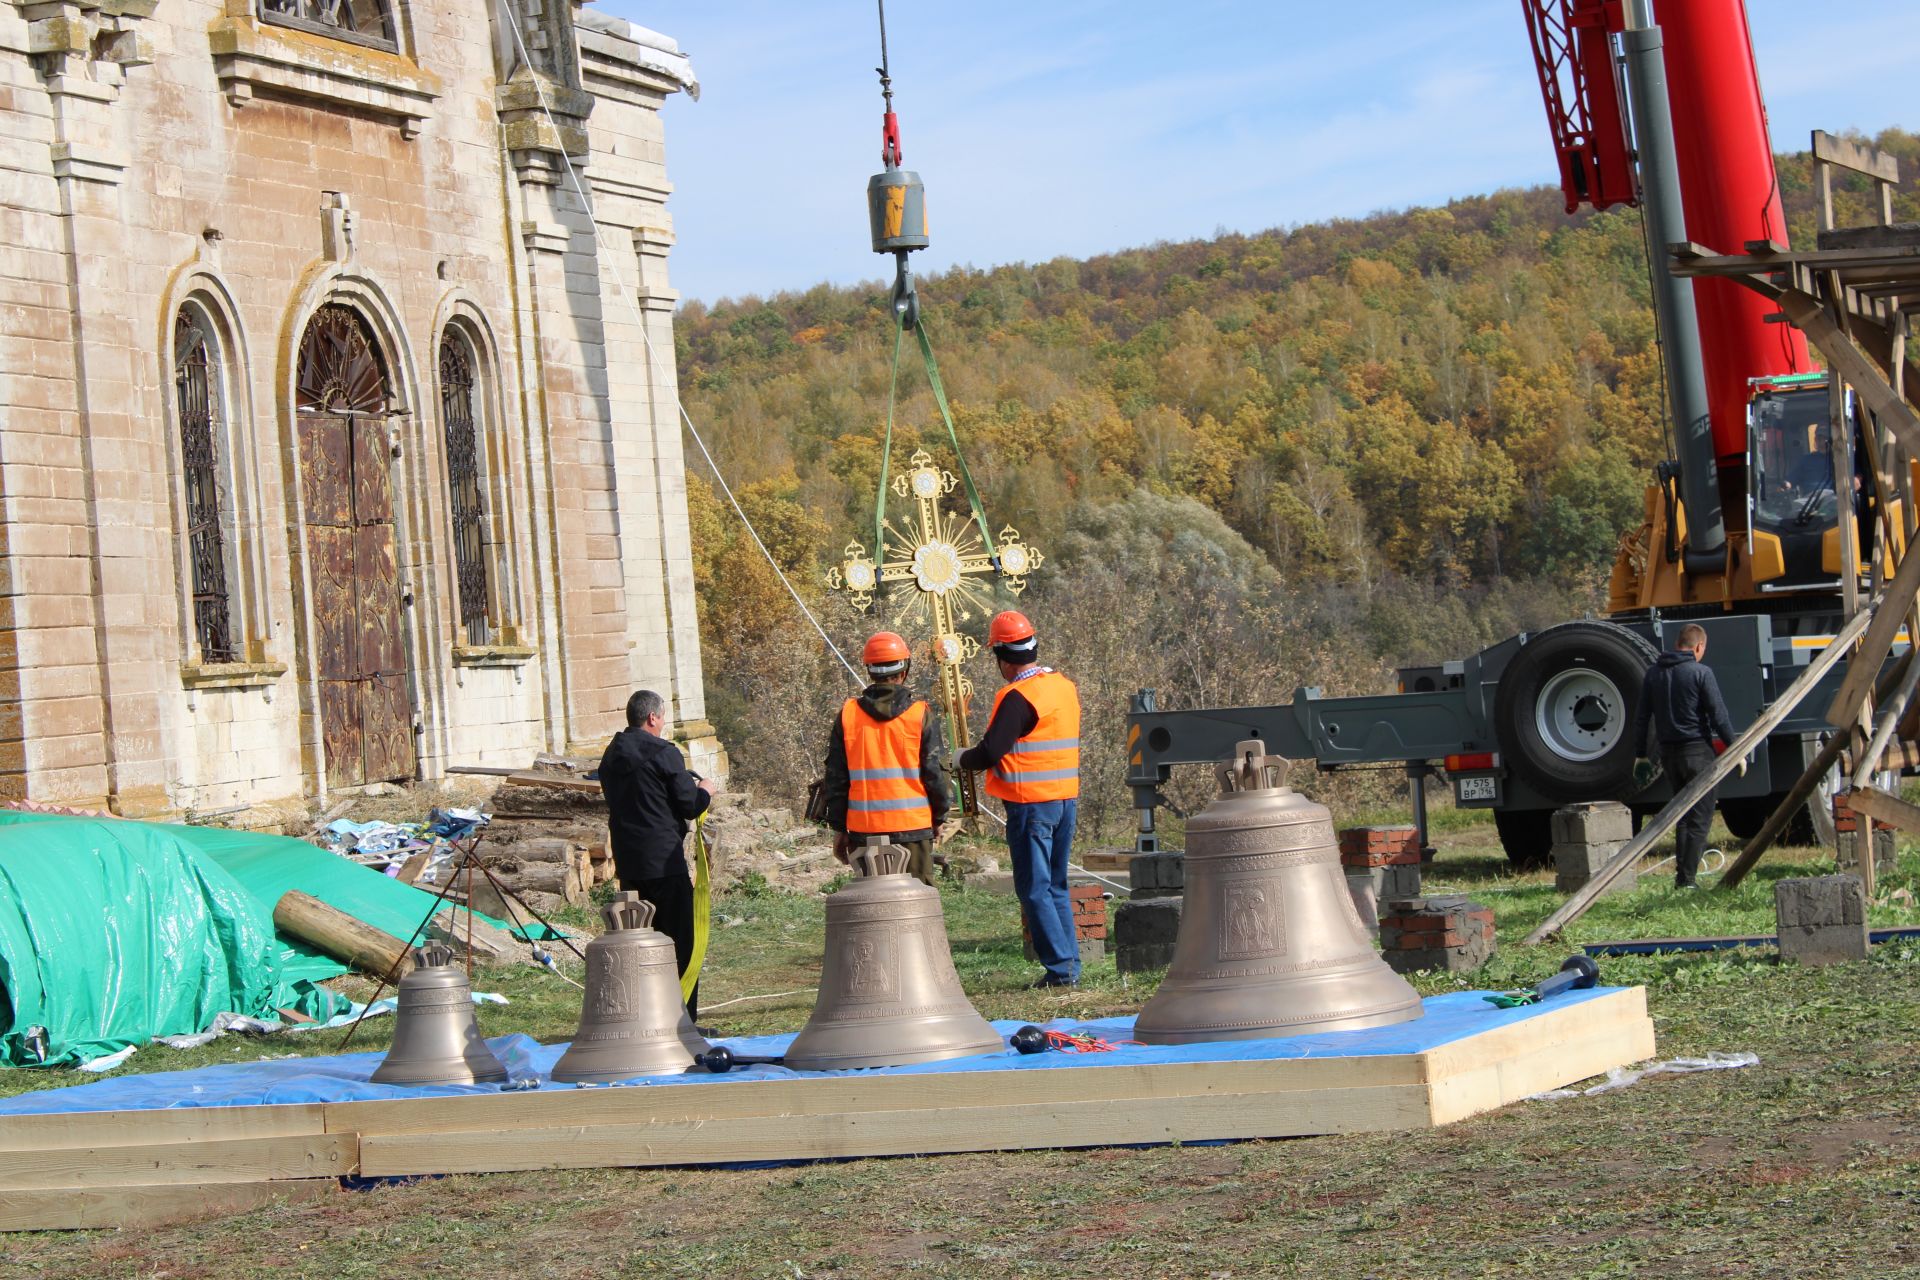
left=0, top=812, right=515, bottom=1067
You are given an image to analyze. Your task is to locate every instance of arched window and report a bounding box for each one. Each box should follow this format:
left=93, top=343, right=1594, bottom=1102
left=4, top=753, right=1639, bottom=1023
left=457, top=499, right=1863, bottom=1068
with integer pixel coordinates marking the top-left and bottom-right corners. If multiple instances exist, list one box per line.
left=439, top=332, right=491, bottom=644
left=174, top=306, right=237, bottom=663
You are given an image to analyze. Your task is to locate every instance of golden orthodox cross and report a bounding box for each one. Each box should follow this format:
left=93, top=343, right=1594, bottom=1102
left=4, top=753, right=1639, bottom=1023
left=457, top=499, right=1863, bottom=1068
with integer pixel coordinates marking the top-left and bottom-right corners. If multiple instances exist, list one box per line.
left=827, top=449, right=1042, bottom=819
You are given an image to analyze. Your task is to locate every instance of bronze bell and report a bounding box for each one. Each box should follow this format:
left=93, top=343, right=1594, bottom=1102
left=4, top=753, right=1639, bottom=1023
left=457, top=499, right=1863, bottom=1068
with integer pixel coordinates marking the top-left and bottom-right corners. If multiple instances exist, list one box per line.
left=553, top=892, right=710, bottom=1082
left=370, top=942, right=509, bottom=1084
left=1134, top=739, right=1424, bottom=1044
left=785, top=846, right=1003, bottom=1071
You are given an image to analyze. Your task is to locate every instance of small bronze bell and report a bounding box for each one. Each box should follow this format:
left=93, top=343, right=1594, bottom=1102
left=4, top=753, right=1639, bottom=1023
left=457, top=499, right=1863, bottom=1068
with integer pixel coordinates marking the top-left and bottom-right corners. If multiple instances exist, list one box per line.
left=553, top=892, right=710, bottom=1082
left=1134, top=739, right=1424, bottom=1044
left=785, top=846, right=1003, bottom=1071
left=370, top=942, right=509, bottom=1084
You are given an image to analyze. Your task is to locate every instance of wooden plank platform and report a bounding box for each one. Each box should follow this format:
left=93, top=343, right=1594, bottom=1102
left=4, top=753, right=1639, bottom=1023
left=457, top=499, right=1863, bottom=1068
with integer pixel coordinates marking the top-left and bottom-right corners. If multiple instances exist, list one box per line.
left=0, top=988, right=1654, bottom=1231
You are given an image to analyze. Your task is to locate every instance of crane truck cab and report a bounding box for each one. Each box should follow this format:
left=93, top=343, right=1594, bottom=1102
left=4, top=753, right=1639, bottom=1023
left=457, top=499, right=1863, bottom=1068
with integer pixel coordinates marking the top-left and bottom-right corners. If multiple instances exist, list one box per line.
left=1747, top=372, right=1901, bottom=591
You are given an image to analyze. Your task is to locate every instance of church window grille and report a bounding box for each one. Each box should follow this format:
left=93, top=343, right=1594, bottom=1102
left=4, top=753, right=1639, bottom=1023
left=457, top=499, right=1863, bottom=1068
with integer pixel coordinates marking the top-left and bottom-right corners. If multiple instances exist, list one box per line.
left=174, top=309, right=237, bottom=663
left=439, top=335, right=491, bottom=645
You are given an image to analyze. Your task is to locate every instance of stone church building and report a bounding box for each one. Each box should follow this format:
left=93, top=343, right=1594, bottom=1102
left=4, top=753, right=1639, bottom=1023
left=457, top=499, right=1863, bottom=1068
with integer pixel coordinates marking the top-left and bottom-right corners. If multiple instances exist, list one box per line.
left=0, top=0, right=718, bottom=815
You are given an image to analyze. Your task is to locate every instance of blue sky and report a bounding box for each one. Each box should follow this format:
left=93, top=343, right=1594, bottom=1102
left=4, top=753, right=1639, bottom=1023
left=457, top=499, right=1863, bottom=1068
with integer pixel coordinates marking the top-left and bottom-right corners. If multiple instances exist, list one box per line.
left=608, top=1, right=1915, bottom=305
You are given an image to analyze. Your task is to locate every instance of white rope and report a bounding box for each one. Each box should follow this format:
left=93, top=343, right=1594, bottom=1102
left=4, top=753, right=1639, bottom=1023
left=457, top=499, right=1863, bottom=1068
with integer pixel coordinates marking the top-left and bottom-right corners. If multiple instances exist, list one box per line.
left=495, top=6, right=861, bottom=687
left=702, top=986, right=817, bottom=1011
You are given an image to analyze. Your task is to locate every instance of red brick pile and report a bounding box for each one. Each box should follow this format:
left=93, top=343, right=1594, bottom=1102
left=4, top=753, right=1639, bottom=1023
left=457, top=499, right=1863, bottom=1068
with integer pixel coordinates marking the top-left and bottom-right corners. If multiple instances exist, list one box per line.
left=1832, top=791, right=1892, bottom=833
left=1379, top=896, right=1495, bottom=974
left=1070, top=883, right=1108, bottom=944
left=1338, top=825, right=1419, bottom=868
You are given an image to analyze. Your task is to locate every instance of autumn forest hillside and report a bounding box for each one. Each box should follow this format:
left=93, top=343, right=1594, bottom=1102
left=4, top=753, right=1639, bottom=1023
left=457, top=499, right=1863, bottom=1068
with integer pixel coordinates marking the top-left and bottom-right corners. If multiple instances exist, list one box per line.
left=675, top=129, right=1920, bottom=832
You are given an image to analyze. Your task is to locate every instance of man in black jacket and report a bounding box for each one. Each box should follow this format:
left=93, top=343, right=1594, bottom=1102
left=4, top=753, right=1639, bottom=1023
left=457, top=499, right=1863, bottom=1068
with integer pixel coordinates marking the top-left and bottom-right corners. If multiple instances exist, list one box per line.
left=599, top=689, right=715, bottom=1016
left=1633, top=623, right=1738, bottom=889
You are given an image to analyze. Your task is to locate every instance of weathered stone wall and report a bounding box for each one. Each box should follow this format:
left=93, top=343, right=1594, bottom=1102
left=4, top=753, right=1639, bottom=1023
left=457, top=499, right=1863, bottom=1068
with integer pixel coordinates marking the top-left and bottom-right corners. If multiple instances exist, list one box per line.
left=0, top=0, right=712, bottom=812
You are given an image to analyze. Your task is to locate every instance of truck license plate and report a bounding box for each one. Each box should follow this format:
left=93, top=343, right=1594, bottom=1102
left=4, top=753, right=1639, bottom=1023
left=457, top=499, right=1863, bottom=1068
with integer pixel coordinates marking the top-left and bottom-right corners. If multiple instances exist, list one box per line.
left=1455, top=776, right=1496, bottom=802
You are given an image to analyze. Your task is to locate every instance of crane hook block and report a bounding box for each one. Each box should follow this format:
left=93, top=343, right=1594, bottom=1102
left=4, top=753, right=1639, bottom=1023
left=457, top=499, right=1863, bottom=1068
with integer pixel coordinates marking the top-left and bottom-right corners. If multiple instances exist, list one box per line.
left=867, top=166, right=928, bottom=255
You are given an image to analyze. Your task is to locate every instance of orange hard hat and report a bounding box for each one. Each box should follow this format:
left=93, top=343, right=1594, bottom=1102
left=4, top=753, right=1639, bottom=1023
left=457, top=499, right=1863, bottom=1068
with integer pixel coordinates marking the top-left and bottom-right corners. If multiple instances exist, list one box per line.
left=988, top=610, right=1036, bottom=647
left=862, top=631, right=911, bottom=669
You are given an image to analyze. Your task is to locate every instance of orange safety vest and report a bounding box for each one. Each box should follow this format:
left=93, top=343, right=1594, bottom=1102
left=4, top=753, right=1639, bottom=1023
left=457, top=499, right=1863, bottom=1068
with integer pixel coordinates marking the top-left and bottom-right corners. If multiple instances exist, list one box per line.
left=841, top=699, right=933, bottom=834
left=982, top=669, right=1081, bottom=804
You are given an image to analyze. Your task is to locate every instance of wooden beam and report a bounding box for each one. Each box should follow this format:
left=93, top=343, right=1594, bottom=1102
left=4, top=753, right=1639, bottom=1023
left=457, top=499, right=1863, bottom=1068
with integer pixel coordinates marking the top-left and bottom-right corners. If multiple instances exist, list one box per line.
left=0, top=1132, right=356, bottom=1191
left=0, top=1103, right=327, bottom=1154
left=1718, top=649, right=1914, bottom=890
left=1824, top=547, right=1920, bottom=728
left=1854, top=650, right=1920, bottom=786
left=1812, top=130, right=1902, bottom=185
left=0, top=1178, right=338, bottom=1233
left=1842, top=785, right=1920, bottom=836
left=1523, top=609, right=1873, bottom=944
left=1779, top=290, right=1920, bottom=457
left=503, top=771, right=603, bottom=793
left=326, top=1053, right=1429, bottom=1139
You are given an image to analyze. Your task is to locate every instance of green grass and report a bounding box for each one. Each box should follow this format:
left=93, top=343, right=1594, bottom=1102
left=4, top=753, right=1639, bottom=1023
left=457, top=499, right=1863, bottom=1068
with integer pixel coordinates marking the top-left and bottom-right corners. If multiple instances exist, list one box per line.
left=3, top=822, right=1919, bottom=1276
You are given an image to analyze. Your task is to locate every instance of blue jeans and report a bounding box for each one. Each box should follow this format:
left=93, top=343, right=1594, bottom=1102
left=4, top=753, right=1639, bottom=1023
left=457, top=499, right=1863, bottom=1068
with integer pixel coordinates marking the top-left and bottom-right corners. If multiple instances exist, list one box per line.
left=1006, top=798, right=1079, bottom=981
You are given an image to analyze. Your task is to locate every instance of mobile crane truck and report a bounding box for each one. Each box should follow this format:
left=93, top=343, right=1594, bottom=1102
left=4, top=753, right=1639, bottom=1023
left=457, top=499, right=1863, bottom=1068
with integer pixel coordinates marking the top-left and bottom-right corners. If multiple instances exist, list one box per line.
left=1124, top=0, right=1904, bottom=865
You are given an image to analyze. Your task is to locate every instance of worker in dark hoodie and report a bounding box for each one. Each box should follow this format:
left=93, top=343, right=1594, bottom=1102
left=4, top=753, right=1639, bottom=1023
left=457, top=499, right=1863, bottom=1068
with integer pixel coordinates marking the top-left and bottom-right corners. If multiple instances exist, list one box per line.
left=822, top=631, right=951, bottom=885
left=1633, top=622, right=1740, bottom=889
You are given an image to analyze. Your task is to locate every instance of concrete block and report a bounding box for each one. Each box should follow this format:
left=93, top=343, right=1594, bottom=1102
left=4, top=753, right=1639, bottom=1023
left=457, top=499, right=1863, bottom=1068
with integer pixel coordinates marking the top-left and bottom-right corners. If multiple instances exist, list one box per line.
left=1775, top=874, right=1869, bottom=966
left=1834, top=829, right=1897, bottom=881
left=1347, top=861, right=1421, bottom=903
left=1345, top=874, right=1378, bottom=932
left=1553, top=838, right=1634, bottom=896
left=1550, top=801, right=1633, bottom=846
left=1115, top=896, right=1183, bottom=973
left=1127, top=849, right=1184, bottom=899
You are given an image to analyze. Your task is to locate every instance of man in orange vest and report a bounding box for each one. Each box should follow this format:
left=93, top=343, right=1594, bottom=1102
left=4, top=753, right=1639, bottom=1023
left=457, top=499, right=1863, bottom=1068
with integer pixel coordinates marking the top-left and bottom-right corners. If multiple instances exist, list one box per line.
left=822, top=631, right=951, bottom=885
left=959, top=610, right=1082, bottom=988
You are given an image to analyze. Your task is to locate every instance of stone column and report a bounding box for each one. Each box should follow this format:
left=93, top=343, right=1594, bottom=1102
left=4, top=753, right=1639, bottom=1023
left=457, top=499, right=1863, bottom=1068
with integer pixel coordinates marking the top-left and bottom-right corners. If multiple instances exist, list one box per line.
left=21, top=0, right=174, bottom=812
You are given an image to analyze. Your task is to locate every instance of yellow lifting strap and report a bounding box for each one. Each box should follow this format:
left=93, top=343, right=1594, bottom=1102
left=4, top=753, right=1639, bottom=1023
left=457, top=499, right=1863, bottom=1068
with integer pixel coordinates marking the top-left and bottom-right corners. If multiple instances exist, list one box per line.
left=683, top=809, right=712, bottom=1002
left=679, top=740, right=713, bottom=1003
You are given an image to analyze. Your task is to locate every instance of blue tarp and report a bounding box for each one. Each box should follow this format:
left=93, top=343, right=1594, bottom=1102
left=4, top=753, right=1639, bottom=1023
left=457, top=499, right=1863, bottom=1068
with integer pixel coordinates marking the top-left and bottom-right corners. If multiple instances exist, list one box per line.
left=0, top=989, right=1629, bottom=1115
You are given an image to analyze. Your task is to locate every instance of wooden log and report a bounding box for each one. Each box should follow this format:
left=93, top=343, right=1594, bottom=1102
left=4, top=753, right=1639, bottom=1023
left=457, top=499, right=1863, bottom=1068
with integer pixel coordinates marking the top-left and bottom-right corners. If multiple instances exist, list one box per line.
left=272, top=891, right=416, bottom=982
left=489, top=860, right=587, bottom=904
left=1720, top=648, right=1914, bottom=890
left=1525, top=608, right=1873, bottom=943
left=493, top=837, right=580, bottom=864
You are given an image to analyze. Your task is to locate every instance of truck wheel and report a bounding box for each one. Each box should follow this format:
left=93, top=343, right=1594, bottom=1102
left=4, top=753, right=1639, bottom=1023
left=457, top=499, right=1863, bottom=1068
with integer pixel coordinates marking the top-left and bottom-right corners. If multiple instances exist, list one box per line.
left=1493, top=621, right=1657, bottom=803
left=1719, top=793, right=1824, bottom=847
left=1494, top=808, right=1554, bottom=869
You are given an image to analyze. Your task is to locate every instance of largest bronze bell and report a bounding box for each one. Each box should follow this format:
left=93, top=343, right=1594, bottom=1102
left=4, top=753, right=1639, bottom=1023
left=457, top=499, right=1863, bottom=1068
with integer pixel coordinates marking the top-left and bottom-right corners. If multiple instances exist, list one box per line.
left=370, top=942, right=509, bottom=1084
left=1134, top=739, right=1424, bottom=1044
left=552, top=892, right=710, bottom=1082
left=785, top=847, right=1003, bottom=1071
